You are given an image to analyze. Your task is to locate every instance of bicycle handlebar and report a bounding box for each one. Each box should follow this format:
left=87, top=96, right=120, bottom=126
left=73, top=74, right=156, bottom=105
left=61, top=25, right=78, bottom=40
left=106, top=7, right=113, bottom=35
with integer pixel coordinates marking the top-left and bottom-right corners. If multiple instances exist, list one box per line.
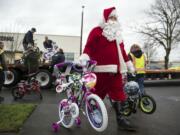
left=72, top=60, right=97, bottom=73
left=72, top=64, right=83, bottom=73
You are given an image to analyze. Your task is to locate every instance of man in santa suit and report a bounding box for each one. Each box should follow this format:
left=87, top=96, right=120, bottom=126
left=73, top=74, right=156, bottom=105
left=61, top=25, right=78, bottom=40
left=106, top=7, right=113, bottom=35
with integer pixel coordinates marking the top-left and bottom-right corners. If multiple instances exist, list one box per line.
left=80, top=7, right=135, bottom=130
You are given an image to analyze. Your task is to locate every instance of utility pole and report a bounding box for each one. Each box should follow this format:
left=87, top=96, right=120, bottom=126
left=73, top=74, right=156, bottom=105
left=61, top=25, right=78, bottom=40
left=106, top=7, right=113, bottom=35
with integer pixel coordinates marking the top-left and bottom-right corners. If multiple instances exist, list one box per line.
left=80, top=5, right=85, bottom=55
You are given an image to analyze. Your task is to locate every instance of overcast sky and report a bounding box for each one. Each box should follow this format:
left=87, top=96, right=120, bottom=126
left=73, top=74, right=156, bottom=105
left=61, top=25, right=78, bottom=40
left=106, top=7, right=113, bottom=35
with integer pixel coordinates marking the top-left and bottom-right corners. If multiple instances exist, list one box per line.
left=0, top=0, right=180, bottom=61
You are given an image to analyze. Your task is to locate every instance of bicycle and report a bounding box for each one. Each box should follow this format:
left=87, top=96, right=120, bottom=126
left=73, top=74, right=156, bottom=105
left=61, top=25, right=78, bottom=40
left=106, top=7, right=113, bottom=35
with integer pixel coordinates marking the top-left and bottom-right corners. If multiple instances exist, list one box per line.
left=108, top=73, right=156, bottom=116
left=42, top=42, right=59, bottom=63
left=12, top=72, right=43, bottom=100
left=122, top=74, right=156, bottom=116
left=52, top=60, right=108, bottom=132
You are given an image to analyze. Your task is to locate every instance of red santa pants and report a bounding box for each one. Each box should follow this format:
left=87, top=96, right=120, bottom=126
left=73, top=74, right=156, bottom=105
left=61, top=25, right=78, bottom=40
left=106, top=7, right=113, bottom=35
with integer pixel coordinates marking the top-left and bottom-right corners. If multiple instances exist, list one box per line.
left=94, top=73, right=127, bottom=102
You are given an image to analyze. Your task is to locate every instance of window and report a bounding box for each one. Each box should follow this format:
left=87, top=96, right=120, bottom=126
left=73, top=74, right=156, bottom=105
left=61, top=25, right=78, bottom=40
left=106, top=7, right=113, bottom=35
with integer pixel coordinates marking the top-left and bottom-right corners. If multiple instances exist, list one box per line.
left=64, top=52, right=74, bottom=61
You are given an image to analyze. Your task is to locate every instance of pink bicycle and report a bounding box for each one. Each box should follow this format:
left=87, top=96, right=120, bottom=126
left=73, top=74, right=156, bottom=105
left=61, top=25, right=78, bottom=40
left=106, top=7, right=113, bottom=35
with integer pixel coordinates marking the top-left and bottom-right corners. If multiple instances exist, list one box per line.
left=12, top=73, right=42, bottom=100
left=52, top=60, right=108, bottom=132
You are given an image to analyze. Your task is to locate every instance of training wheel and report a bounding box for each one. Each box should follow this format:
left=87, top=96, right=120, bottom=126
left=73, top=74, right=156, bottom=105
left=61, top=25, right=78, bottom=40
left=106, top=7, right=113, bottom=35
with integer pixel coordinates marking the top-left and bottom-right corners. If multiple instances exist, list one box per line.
left=52, top=123, right=59, bottom=132
left=75, top=117, right=81, bottom=126
left=56, top=85, right=64, bottom=93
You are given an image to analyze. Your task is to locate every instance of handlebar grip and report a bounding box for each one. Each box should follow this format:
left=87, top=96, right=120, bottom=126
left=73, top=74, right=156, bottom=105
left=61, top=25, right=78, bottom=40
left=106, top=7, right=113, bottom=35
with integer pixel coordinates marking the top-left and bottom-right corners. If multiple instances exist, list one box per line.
left=72, top=64, right=83, bottom=73
left=55, top=62, right=66, bottom=68
left=88, top=60, right=97, bottom=65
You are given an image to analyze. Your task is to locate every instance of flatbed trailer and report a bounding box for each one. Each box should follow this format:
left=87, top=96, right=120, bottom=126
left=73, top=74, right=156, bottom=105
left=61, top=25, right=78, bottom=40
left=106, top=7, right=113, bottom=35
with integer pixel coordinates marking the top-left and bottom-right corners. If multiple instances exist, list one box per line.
left=4, top=63, right=180, bottom=89
left=4, top=63, right=53, bottom=89
left=145, top=69, right=180, bottom=80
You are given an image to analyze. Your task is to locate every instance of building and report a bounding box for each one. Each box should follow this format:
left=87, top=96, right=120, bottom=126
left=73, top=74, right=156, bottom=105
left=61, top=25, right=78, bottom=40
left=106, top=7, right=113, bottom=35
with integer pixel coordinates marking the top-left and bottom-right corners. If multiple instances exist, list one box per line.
left=0, top=32, right=80, bottom=64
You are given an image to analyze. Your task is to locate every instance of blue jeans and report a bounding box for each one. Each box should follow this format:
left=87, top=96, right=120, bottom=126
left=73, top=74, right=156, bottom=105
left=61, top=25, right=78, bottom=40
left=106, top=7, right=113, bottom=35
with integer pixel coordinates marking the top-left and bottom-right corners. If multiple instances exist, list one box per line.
left=136, top=74, right=145, bottom=95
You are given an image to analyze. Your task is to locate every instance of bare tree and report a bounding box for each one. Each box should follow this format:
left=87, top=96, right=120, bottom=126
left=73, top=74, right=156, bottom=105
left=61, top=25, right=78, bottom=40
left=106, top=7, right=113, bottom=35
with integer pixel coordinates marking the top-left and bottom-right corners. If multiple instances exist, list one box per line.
left=138, top=0, right=180, bottom=69
left=143, top=41, right=158, bottom=65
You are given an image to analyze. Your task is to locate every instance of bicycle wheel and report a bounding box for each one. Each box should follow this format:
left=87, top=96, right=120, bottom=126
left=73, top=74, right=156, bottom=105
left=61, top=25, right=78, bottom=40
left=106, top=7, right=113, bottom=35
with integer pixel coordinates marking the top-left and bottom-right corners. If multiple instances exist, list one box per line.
left=123, top=107, right=132, bottom=116
left=70, top=103, right=79, bottom=119
left=11, top=86, right=24, bottom=100
left=139, top=95, right=156, bottom=114
left=34, top=83, right=43, bottom=100
left=58, top=99, right=74, bottom=128
left=85, top=94, right=108, bottom=132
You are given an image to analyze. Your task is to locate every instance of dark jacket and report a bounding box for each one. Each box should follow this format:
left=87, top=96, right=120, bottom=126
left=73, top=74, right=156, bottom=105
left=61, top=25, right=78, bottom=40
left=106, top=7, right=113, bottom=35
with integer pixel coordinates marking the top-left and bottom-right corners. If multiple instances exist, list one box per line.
left=0, top=50, right=7, bottom=71
left=43, top=40, right=53, bottom=49
left=23, top=31, right=34, bottom=45
left=51, top=52, right=65, bottom=66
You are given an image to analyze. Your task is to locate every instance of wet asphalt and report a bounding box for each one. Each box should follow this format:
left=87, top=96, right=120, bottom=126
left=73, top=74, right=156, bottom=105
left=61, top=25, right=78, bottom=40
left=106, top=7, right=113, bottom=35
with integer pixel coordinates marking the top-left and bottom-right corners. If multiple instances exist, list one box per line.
left=0, top=82, right=180, bottom=135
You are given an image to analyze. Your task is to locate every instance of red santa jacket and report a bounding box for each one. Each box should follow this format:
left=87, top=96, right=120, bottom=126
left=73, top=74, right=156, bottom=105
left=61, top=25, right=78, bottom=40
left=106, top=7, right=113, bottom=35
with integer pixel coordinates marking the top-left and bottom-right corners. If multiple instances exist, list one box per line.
left=83, top=26, right=129, bottom=73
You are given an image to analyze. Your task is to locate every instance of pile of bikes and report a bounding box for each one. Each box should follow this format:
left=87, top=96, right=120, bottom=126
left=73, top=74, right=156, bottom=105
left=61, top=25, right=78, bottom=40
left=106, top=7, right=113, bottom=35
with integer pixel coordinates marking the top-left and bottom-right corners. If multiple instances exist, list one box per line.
left=11, top=43, right=59, bottom=100
left=9, top=44, right=156, bottom=132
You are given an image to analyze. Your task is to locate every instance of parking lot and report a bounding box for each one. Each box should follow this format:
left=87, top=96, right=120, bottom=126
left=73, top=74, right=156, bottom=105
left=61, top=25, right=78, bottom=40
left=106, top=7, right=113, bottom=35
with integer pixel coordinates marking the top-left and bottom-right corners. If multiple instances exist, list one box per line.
left=0, top=84, right=180, bottom=135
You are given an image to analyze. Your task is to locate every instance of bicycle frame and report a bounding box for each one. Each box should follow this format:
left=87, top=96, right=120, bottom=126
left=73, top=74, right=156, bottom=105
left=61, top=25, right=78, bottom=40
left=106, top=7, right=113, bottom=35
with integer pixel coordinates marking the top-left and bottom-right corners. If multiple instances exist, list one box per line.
left=62, top=74, right=95, bottom=111
left=17, top=78, right=40, bottom=94
left=52, top=60, right=109, bottom=132
left=55, top=60, right=97, bottom=112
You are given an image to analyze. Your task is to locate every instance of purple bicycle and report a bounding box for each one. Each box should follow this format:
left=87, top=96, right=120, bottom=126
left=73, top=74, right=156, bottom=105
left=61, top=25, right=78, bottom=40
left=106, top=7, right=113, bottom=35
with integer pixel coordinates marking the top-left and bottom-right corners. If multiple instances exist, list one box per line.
left=52, top=60, right=108, bottom=132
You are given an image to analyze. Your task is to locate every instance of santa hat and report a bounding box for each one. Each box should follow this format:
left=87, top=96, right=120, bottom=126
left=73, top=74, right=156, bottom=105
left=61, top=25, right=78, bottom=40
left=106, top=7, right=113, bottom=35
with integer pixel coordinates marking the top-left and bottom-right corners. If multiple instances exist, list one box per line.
left=103, top=7, right=117, bottom=22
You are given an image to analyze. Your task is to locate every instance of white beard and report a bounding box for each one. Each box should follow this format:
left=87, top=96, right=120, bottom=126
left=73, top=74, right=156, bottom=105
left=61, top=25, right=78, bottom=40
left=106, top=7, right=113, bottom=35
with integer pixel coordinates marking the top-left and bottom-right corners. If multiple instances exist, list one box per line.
left=100, top=20, right=123, bottom=42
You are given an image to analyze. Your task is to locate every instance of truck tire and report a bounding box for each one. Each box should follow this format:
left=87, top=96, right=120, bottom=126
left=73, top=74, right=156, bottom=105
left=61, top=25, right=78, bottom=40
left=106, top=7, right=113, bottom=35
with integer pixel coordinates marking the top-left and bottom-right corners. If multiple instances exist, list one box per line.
left=36, top=69, right=52, bottom=89
left=3, top=69, right=21, bottom=87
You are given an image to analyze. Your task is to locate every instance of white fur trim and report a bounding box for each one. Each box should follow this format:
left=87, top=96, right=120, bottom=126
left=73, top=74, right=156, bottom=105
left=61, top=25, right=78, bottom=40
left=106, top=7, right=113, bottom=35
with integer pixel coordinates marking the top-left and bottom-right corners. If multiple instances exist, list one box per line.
left=109, top=9, right=118, bottom=18
left=94, top=65, right=117, bottom=73
left=116, top=31, right=123, bottom=43
left=79, top=53, right=90, bottom=61
left=126, top=61, right=135, bottom=73
left=116, top=40, right=127, bottom=73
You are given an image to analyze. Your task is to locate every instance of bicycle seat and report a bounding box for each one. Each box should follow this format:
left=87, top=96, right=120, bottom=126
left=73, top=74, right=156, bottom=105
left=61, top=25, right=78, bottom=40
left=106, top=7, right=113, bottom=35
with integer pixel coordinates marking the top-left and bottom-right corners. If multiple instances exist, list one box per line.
left=72, top=64, right=83, bottom=73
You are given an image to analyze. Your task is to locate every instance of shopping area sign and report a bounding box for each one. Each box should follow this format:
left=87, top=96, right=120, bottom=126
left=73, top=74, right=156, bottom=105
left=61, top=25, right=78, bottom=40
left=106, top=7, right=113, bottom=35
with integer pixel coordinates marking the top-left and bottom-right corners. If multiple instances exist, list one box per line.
left=0, top=36, right=14, bottom=41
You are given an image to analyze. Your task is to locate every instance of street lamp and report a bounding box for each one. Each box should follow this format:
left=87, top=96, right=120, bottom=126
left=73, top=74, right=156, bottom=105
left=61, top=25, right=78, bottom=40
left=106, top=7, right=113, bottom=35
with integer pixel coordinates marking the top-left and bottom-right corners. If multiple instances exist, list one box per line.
left=80, top=5, right=85, bottom=55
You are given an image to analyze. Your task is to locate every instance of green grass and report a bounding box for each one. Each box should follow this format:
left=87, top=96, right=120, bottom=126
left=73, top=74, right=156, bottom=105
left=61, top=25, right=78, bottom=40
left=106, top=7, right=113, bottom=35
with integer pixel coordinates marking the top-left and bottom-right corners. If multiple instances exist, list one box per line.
left=0, top=104, right=37, bottom=133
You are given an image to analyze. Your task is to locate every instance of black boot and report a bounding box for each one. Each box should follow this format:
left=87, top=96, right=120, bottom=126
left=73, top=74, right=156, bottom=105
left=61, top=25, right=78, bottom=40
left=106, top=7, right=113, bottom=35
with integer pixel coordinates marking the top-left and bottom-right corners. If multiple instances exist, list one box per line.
left=113, top=102, right=136, bottom=131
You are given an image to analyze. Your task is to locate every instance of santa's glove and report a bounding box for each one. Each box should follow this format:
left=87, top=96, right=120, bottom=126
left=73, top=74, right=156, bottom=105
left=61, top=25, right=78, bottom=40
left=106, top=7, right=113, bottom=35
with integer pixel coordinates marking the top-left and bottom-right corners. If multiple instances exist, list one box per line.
left=126, top=61, right=135, bottom=74
left=77, top=53, right=90, bottom=66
